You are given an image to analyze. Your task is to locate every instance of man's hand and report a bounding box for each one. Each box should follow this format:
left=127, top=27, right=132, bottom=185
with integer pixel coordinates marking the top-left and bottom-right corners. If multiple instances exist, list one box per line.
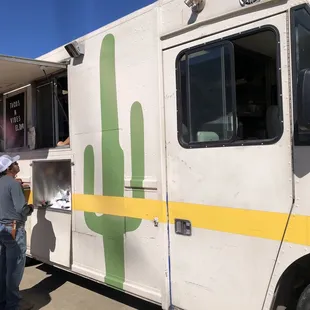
left=28, top=204, right=34, bottom=215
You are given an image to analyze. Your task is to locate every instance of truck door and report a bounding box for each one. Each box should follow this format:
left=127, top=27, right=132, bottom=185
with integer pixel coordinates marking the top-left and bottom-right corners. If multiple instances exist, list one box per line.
left=163, top=14, right=293, bottom=310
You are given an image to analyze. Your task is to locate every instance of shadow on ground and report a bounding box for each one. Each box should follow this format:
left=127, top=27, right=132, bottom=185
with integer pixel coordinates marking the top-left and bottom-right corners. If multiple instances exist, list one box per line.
left=22, top=260, right=161, bottom=310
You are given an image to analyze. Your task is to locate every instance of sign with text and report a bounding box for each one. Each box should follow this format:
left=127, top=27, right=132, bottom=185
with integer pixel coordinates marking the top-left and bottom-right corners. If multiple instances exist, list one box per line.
left=5, top=93, right=25, bottom=149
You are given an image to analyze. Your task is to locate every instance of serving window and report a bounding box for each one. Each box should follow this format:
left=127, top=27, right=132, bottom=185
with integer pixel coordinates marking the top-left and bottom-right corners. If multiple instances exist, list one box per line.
left=0, top=55, right=68, bottom=152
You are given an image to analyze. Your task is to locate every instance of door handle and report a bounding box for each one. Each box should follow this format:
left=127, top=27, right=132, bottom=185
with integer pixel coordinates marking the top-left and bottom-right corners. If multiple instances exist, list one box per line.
left=175, top=219, right=192, bottom=236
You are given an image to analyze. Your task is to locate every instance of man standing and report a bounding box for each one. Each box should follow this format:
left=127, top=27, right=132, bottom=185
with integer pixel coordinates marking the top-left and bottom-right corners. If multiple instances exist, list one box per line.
left=0, top=155, right=34, bottom=310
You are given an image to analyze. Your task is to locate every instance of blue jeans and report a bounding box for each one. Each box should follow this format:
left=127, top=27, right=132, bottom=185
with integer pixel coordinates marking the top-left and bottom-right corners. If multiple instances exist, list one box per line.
left=0, top=224, right=27, bottom=310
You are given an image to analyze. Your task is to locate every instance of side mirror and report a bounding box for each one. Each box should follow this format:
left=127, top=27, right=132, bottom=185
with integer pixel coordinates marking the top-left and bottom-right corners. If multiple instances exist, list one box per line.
left=298, top=69, right=310, bottom=129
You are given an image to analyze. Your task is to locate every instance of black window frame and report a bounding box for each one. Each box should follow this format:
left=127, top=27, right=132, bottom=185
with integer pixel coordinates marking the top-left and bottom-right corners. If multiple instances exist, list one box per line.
left=35, top=80, right=56, bottom=149
left=176, top=25, right=283, bottom=149
left=35, top=70, right=69, bottom=149
left=0, top=69, right=68, bottom=153
left=290, top=4, right=310, bottom=146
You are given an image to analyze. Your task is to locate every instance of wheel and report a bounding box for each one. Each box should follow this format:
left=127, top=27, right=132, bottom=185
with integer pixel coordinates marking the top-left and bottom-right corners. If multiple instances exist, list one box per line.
left=297, top=284, right=310, bottom=310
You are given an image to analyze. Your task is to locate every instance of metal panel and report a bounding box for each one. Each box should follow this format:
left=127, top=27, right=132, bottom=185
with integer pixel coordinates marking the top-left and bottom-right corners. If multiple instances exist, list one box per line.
left=32, top=159, right=72, bottom=211
left=30, top=159, right=72, bottom=268
left=0, top=54, right=67, bottom=94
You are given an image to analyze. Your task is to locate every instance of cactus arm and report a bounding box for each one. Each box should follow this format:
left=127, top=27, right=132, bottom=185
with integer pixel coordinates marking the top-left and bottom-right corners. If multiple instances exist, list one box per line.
left=126, top=101, right=144, bottom=232
left=83, top=145, right=95, bottom=196
left=84, top=145, right=105, bottom=235
left=130, top=102, right=145, bottom=197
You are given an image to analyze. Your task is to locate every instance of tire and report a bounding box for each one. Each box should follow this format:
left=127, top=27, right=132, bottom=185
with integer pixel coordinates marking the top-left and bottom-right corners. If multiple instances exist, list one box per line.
left=297, top=284, right=310, bottom=310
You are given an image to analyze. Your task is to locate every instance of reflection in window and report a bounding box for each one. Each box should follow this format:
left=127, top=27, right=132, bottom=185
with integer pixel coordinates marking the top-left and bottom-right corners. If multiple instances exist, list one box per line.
left=55, top=75, right=69, bottom=147
left=292, top=7, right=310, bottom=144
left=295, top=10, right=310, bottom=72
left=180, top=44, right=235, bottom=144
left=36, top=82, right=55, bottom=149
left=36, top=73, right=69, bottom=149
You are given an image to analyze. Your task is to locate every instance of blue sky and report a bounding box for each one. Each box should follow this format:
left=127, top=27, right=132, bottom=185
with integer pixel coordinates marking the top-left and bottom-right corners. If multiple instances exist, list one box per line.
left=0, top=0, right=155, bottom=58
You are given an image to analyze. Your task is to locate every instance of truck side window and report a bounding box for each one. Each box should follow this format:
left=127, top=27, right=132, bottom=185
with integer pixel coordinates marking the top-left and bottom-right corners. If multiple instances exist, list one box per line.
left=179, top=43, right=235, bottom=144
left=291, top=6, right=310, bottom=145
left=177, top=28, right=282, bottom=148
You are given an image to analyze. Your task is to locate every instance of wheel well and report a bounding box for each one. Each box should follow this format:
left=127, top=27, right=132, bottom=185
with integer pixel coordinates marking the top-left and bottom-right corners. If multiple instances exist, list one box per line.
left=271, top=254, right=310, bottom=310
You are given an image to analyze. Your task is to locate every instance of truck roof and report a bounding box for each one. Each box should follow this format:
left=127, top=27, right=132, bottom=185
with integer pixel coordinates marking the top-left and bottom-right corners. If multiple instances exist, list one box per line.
left=38, top=0, right=309, bottom=62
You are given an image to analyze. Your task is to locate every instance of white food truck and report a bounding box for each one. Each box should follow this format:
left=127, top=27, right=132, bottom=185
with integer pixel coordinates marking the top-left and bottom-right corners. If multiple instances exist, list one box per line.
left=1, top=0, right=310, bottom=309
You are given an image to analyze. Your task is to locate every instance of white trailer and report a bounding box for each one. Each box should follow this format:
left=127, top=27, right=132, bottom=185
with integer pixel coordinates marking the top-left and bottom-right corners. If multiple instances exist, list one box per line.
left=1, top=0, right=310, bottom=309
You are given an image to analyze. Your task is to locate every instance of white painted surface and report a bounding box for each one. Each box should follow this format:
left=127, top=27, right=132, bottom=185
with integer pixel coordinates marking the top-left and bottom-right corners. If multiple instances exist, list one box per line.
left=0, top=56, right=66, bottom=94
left=67, top=7, right=166, bottom=305
left=29, top=209, right=71, bottom=268
left=170, top=226, right=283, bottom=310
left=163, top=12, right=293, bottom=310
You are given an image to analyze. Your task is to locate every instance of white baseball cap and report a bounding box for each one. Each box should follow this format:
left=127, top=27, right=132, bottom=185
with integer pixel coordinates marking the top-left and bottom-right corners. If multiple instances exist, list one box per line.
left=0, top=155, right=20, bottom=173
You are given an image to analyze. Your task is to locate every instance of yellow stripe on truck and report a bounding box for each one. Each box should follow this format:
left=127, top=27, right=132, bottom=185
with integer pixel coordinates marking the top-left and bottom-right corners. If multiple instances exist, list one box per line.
left=73, top=193, right=167, bottom=222
left=168, top=202, right=289, bottom=241
left=27, top=191, right=310, bottom=247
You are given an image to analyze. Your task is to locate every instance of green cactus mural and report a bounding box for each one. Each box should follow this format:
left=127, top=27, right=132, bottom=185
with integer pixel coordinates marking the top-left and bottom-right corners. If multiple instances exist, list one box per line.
left=83, top=34, right=145, bottom=290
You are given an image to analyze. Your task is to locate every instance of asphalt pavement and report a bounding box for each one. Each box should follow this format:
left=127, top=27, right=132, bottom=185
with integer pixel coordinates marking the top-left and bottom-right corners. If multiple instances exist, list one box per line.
left=21, top=259, right=162, bottom=310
